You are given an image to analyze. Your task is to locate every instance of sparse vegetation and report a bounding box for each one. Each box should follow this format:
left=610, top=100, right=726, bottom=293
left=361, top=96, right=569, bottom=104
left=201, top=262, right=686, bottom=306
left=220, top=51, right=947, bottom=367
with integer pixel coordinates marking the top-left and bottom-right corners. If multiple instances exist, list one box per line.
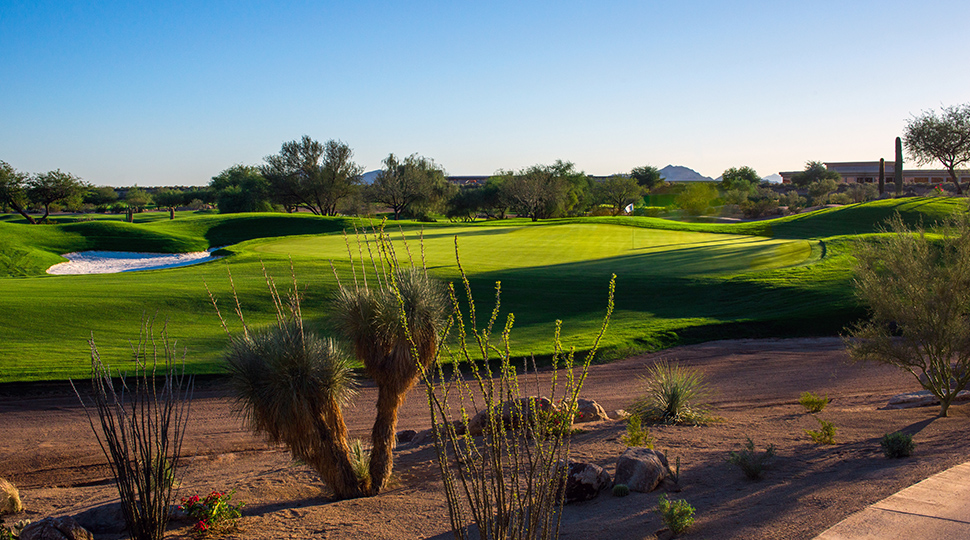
left=612, top=484, right=630, bottom=497
left=881, top=432, right=915, bottom=458
left=180, top=490, right=243, bottom=538
left=728, top=438, right=776, bottom=480
left=620, top=414, right=654, bottom=447
left=806, top=418, right=837, bottom=445
left=799, top=391, right=830, bottom=413
left=657, top=494, right=695, bottom=536
left=630, top=360, right=712, bottom=425
left=0, top=479, right=21, bottom=515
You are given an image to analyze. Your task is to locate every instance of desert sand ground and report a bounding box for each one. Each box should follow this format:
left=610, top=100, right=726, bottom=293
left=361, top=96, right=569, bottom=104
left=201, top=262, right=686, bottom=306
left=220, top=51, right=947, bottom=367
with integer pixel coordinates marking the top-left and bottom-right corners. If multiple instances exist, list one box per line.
left=3, top=337, right=969, bottom=539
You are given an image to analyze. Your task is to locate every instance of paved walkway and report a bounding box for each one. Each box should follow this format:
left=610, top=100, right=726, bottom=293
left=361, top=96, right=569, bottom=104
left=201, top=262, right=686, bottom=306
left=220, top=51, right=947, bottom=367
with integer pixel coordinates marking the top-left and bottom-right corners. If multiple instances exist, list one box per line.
left=814, top=461, right=970, bottom=539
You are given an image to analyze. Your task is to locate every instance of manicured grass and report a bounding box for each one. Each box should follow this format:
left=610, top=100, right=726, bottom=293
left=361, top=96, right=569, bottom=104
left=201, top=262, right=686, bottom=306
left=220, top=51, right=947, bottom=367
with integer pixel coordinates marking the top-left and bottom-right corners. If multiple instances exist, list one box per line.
left=0, top=197, right=962, bottom=382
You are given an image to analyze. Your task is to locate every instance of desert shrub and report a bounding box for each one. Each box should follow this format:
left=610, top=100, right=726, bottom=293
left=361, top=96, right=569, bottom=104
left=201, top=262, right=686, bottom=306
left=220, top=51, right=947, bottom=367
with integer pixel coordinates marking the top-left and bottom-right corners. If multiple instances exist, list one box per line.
left=657, top=494, right=695, bottom=535
left=180, top=490, right=243, bottom=538
left=808, top=178, right=838, bottom=205
left=72, top=321, right=193, bottom=540
left=630, top=360, right=711, bottom=425
left=634, top=206, right=666, bottom=217
left=349, top=439, right=372, bottom=484
left=806, top=418, right=837, bottom=444
left=778, top=190, right=807, bottom=213
left=620, top=415, right=654, bottom=448
left=612, top=484, right=630, bottom=497
left=0, top=479, right=21, bottom=515
left=420, top=239, right=615, bottom=539
left=847, top=183, right=878, bottom=203
left=828, top=192, right=853, bottom=205
left=728, top=438, right=775, bottom=480
left=740, top=198, right=780, bottom=218
left=799, top=391, right=829, bottom=413
left=881, top=432, right=915, bottom=458
left=675, top=183, right=717, bottom=216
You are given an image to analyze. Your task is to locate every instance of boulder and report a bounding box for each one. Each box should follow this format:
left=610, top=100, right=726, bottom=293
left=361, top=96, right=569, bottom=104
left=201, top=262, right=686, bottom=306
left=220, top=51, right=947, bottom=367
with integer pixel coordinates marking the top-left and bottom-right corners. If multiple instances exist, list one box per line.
left=467, top=397, right=554, bottom=437
left=887, top=390, right=970, bottom=409
left=563, top=462, right=612, bottom=503
left=73, top=501, right=126, bottom=534
left=0, top=478, right=22, bottom=515
left=614, top=447, right=669, bottom=493
left=396, top=429, right=418, bottom=445
left=574, top=399, right=610, bottom=424
left=20, top=516, right=94, bottom=540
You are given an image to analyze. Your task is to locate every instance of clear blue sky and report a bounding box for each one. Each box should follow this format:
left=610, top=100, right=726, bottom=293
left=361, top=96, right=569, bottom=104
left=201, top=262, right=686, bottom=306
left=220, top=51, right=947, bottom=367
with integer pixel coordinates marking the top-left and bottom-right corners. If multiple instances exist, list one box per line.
left=2, top=0, right=968, bottom=187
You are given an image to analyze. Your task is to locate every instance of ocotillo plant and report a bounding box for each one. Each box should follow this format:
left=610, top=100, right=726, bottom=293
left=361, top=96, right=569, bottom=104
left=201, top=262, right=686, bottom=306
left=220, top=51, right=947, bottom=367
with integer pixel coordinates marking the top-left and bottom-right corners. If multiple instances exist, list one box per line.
left=895, top=137, right=904, bottom=195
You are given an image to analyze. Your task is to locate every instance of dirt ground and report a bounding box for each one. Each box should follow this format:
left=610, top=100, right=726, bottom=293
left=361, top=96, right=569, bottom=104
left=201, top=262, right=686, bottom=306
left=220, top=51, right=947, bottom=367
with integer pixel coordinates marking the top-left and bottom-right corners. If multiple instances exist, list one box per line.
left=2, top=337, right=969, bottom=540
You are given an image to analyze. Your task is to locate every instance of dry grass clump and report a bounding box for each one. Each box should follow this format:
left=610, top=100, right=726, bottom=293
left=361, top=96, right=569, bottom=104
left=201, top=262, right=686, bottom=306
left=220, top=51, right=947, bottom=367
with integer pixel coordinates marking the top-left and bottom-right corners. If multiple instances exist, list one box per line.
left=0, top=478, right=22, bottom=515
left=630, top=360, right=713, bottom=425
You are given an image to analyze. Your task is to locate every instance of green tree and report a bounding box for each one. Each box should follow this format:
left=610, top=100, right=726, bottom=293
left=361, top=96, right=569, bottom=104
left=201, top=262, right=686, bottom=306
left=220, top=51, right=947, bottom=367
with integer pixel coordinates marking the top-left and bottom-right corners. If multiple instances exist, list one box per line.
left=500, top=161, right=587, bottom=221
left=791, top=161, right=841, bottom=188
left=446, top=186, right=483, bottom=222
left=125, top=186, right=153, bottom=213
left=847, top=216, right=970, bottom=417
left=0, top=161, right=37, bottom=223
left=904, top=103, right=970, bottom=195
left=808, top=178, right=838, bottom=205
left=153, top=188, right=185, bottom=219
left=262, top=136, right=363, bottom=215
left=84, top=186, right=119, bottom=208
left=366, top=154, right=450, bottom=220
left=720, top=166, right=760, bottom=192
left=594, top=175, right=644, bottom=216
left=210, top=165, right=272, bottom=214
left=674, top=183, right=717, bottom=216
left=29, top=170, right=88, bottom=221
left=630, top=165, right=664, bottom=190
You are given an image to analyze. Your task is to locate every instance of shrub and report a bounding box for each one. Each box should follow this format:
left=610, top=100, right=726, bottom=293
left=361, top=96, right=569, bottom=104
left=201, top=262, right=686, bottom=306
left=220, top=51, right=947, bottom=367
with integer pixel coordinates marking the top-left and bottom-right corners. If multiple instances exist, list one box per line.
left=779, top=190, right=807, bottom=213
left=740, top=198, right=780, bottom=219
left=612, top=484, right=630, bottom=497
left=630, top=360, right=711, bottom=425
left=657, top=494, right=695, bottom=535
left=799, top=391, right=829, bottom=413
left=828, top=192, right=853, bottom=205
left=72, top=321, right=193, bottom=540
left=727, top=438, right=775, bottom=480
left=806, top=418, right=837, bottom=444
left=180, top=490, right=243, bottom=538
left=0, top=479, right=21, bottom=515
left=881, top=432, right=915, bottom=458
left=620, top=415, right=654, bottom=448
left=349, top=439, right=371, bottom=484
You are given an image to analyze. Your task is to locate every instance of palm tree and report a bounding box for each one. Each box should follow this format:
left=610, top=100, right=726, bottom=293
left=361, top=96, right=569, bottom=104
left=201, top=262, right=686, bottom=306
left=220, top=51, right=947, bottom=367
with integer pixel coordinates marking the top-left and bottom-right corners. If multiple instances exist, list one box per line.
left=223, top=315, right=366, bottom=499
left=332, top=266, right=449, bottom=493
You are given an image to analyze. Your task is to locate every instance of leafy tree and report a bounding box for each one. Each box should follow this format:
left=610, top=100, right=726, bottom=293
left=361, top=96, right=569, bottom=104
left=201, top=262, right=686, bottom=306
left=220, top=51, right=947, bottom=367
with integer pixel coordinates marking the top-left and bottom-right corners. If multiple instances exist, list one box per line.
left=594, top=175, right=644, bottom=216
left=720, top=166, right=760, bottom=192
left=480, top=173, right=511, bottom=219
left=791, top=161, right=841, bottom=188
left=779, top=190, right=807, bottom=214
left=904, top=103, right=970, bottom=195
left=808, top=178, right=838, bottom=205
left=262, top=136, right=363, bottom=215
left=84, top=186, right=119, bottom=208
left=847, top=215, right=970, bottom=417
left=446, top=186, right=483, bottom=222
left=0, top=160, right=37, bottom=223
left=29, top=170, right=88, bottom=221
left=500, top=161, right=588, bottom=221
left=125, top=186, right=153, bottom=213
left=153, top=188, right=185, bottom=219
left=210, top=165, right=272, bottom=214
left=630, top=165, right=663, bottom=190
left=367, top=153, right=449, bottom=220
left=674, top=183, right=717, bottom=216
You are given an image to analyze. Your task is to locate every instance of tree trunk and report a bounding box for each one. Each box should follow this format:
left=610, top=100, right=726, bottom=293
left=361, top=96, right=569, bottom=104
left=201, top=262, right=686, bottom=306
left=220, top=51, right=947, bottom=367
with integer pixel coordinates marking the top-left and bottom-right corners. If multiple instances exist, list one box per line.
left=948, top=169, right=963, bottom=195
left=169, top=208, right=175, bottom=220
left=310, top=402, right=366, bottom=499
left=369, top=386, right=404, bottom=494
left=8, top=201, right=36, bottom=224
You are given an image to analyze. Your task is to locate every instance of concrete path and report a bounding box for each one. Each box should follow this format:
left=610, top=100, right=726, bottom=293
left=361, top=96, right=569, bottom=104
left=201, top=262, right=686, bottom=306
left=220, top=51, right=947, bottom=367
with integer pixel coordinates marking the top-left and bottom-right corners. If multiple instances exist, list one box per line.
left=814, top=461, right=970, bottom=539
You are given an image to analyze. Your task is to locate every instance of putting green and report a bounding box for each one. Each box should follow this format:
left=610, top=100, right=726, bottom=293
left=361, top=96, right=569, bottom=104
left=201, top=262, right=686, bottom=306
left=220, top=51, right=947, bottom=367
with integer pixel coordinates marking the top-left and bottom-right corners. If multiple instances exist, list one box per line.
left=250, top=223, right=812, bottom=277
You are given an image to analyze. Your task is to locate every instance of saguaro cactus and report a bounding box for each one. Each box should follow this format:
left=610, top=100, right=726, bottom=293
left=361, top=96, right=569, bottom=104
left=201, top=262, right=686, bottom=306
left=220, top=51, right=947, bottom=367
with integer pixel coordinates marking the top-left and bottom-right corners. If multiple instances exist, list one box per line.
left=894, top=137, right=904, bottom=195
left=878, top=158, right=885, bottom=195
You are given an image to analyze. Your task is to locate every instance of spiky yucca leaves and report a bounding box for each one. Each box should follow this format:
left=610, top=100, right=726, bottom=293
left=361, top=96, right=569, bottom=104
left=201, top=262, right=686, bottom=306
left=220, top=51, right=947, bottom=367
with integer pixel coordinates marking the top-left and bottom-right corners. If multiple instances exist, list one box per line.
left=631, top=360, right=711, bottom=425
left=224, top=320, right=365, bottom=498
left=332, top=266, right=450, bottom=494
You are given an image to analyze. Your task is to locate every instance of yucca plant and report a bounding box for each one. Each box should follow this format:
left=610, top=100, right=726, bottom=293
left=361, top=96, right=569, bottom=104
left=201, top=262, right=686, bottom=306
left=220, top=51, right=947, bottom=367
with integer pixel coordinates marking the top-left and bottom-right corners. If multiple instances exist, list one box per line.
left=630, top=360, right=711, bottom=425
left=211, top=267, right=365, bottom=499
left=331, top=227, right=451, bottom=494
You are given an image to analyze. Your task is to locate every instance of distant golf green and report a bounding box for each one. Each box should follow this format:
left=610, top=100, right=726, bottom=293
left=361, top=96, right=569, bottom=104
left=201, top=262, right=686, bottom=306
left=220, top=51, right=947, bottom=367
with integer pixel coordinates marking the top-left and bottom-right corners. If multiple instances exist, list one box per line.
left=0, top=197, right=962, bottom=383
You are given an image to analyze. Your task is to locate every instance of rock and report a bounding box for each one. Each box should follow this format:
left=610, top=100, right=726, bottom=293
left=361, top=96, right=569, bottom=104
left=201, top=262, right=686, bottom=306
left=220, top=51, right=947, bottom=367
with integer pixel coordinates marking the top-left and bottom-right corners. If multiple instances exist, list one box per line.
left=73, top=501, right=126, bottom=534
left=0, top=478, right=22, bottom=515
left=614, top=447, right=669, bottom=493
left=20, top=516, right=94, bottom=540
left=467, top=397, right=554, bottom=437
left=655, top=527, right=675, bottom=540
left=886, top=390, right=970, bottom=409
left=563, top=462, right=612, bottom=503
left=613, top=409, right=631, bottom=420
left=396, top=429, right=418, bottom=444
left=574, top=399, right=609, bottom=423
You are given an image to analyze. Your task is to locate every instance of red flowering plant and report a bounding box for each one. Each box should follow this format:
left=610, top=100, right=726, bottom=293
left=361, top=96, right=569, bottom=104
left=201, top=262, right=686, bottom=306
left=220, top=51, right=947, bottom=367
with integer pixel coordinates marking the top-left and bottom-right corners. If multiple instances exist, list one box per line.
left=179, top=490, right=243, bottom=538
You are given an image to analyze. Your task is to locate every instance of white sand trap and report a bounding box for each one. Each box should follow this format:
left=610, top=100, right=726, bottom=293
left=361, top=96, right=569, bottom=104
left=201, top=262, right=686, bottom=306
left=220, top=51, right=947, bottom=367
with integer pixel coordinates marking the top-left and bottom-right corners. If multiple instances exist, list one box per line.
left=47, top=249, right=222, bottom=275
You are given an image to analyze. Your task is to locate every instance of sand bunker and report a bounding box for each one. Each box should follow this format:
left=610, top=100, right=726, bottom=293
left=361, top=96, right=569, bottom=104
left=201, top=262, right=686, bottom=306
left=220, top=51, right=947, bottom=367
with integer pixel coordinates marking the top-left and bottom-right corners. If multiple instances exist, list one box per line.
left=47, top=249, right=222, bottom=275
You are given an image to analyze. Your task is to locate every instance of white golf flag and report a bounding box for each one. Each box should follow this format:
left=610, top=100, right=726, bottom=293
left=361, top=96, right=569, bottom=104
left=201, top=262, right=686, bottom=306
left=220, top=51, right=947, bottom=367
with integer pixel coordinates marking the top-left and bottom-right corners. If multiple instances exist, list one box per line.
left=624, top=203, right=635, bottom=214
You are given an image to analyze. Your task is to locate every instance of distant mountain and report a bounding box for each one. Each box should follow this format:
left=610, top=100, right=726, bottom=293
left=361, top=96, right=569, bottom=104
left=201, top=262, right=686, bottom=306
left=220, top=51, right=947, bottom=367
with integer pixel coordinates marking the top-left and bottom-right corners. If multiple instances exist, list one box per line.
left=659, top=165, right=714, bottom=183
left=762, top=173, right=782, bottom=184
left=361, top=170, right=380, bottom=184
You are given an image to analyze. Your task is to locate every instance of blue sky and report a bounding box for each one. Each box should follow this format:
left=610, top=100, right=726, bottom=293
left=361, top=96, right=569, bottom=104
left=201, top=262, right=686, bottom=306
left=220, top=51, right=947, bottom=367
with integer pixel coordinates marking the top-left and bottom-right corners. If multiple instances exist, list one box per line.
left=2, top=0, right=968, bottom=186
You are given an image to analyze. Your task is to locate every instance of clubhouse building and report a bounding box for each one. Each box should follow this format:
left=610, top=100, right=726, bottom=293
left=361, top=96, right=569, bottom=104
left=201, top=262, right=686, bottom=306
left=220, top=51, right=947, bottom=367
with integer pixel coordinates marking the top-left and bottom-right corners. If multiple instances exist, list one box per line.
left=780, top=162, right=970, bottom=185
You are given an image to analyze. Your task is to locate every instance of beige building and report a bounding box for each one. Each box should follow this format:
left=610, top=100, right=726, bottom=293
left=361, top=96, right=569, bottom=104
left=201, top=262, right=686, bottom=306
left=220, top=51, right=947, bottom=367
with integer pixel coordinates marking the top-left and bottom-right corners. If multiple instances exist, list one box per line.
left=779, top=161, right=970, bottom=185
